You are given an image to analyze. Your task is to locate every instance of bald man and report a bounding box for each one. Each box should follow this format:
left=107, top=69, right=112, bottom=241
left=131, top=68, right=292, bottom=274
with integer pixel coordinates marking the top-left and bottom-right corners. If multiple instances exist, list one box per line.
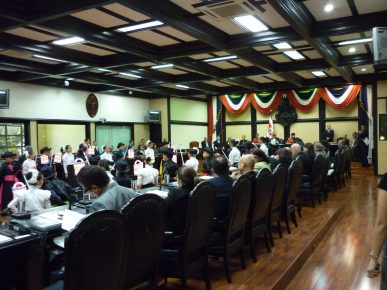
left=232, top=154, right=256, bottom=179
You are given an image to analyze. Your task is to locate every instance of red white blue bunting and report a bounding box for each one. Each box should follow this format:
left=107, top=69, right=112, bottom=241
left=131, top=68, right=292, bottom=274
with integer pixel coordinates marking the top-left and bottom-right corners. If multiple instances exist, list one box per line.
left=220, top=94, right=251, bottom=114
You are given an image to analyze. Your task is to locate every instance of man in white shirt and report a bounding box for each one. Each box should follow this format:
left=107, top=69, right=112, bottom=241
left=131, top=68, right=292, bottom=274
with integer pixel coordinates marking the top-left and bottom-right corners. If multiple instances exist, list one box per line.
left=144, top=141, right=155, bottom=164
left=259, top=137, right=269, bottom=156
left=228, top=139, right=241, bottom=166
left=137, top=157, right=159, bottom=189
left=100, top=145, right=114, bottom=164
left=270, top=133, right=280, bottom=146
left=185, top=149, right=199, bottom=172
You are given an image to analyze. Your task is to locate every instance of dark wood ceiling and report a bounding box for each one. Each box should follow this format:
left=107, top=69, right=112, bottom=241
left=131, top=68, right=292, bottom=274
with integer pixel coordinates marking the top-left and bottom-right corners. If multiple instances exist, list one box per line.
left=0, top=0, right=386, bottom=98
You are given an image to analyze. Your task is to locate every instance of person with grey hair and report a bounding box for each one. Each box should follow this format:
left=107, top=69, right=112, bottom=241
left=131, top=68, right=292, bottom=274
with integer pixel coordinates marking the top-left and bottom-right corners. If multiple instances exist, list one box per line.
left=291, top=143, right=313, bottom=176
left=314, top=142, right=327, bottom=158
left=22, top=146, right=36, bottom=175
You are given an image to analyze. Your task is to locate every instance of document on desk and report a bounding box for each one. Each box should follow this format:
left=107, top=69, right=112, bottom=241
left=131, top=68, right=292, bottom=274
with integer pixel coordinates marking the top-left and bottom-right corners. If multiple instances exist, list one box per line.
left=0, top=234, right=12, bottom=243
left=146, top=190, right=168, bottom=198
left=39, top=210, right=65, bottom=222
left=61, top=209, right=85, bottom=231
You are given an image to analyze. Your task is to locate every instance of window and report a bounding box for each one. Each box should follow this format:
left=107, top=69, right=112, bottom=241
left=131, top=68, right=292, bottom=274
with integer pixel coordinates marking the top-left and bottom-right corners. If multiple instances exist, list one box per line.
left=380, top=114, right=387, bottom=141
left=0, top=123, right=25, bottom=154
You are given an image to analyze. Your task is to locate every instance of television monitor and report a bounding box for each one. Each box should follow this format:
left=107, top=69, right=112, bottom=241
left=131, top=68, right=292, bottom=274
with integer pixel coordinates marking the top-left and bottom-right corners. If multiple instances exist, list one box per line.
left=0, top=89, right=9, bottom=109
left=148, top=110, right=161, bottom=123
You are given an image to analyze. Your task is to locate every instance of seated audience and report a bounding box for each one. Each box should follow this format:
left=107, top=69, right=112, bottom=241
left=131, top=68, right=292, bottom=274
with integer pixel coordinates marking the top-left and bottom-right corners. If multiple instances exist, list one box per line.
left=77, top=145, right=89, bottom=164
left=77, top=165, right=136, bottom=213
left=232, top=154, right=256, bottom=179
left=291, top=143, right=312, bottom=176
left=137, top=157, right=159, bottom=189
left=252, top=133, right=260, bottom=144
left=41, top=165, right=73, bottom=205
left=239, top=135, right=248, bottom=146
left=314, top=142, right=327, bottom=158
left=165, top=166, right=197, bottom=235
left=201, top=137, right=211, bottom=149
left=208, top=155, right=234, bottom=220
left=202, top=147, right=213, bottom=175
left=114, top=159, right=132, bottom=188
left=8, top=169, right=51, bottom=213
left=251, top=148, right=271, bottom=173
left=213, top=136, right=223, bottom=151
left=98, top=159, right=115, bottom=182
left=304, top=142, right=316, bottom=161
left=352, top=132, right=368, bottom=167
left=185, top=149, right=199, bottom=172
left=287, top=133, right=296, bottom=143
left=270, top=133, right=280, bottom=146
left=270, top=147, right=293, bottom=172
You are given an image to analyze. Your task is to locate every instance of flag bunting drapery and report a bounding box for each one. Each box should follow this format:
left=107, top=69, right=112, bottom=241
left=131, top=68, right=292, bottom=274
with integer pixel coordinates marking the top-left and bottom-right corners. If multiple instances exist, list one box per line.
left=319, top=85, right=361, bottom=110
left=250, top=91, right=282, bottom=114
left=220, top=94, right=251, bottom=114
left=286, top=88, right=321, bottom=112
left=219, top=85, right=361, bottom=114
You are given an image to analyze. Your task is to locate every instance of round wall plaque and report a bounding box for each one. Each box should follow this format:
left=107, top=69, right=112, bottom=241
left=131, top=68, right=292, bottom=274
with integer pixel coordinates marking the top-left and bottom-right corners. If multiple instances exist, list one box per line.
left=86, top=93, right=98, bottom=118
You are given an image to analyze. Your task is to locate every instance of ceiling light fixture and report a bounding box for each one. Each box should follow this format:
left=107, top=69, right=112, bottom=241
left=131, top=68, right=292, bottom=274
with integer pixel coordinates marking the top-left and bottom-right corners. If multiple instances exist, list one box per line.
left=312, top=71, right=326, bottom=77
left=97, top=68, right=111, bottom=72
left=324, top=3, right=334, bottom=13
left=361, top=68, right=367, bottom=72
left=204, top=55, right=237, bottom=62
left=151, top=64, right=174, bottom=69
left=119, top=72, right=141, bottom=79
left=283, top=50, right=305, bottom=60
left=232, top=15, right=268, bottom=32
left=33, top=54, right=67, bottom=63
left=348, top=47, right=356, bottom=53
left=66, top=78, right=75, bottom=81
left=273, top=42, right=292, bottom=50
left=116, top=20, right=164, bottom=33
left=338, top=38, right=372, bottom=46
left=176, top=84, right=189, bottom=89
left=52, top=36, right=85, bottom=46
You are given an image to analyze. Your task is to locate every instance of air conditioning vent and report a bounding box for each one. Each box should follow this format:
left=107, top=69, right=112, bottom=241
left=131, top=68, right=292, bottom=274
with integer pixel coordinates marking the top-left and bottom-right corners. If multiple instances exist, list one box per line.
left=193, top=0, right=265, bottom=21
left=372, top=27, right=387, bottom=72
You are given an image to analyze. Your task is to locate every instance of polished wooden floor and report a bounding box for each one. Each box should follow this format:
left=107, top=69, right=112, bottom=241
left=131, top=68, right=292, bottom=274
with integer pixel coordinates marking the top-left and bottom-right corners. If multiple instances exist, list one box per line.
left=162, top=164, right=380, bottom=290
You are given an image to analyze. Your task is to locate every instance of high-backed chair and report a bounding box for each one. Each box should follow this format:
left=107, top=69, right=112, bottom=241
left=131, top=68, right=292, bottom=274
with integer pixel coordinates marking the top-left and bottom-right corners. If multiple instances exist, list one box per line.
left=281, top=160, right=303, bottom=234
left=268, top=164, right=288, bottom=246
left=189, top=141, right=199, bottom=148
left=44, top=211, right=127, bottom=290
left=120, top=194, right=166, bottom=289
left=159, top=181, right=216, bottom=290
left=299, top=155, right=326, bottom=207
left=209, top=174, right=251, bottom=283
left=246, top=168, right=274, bottom=262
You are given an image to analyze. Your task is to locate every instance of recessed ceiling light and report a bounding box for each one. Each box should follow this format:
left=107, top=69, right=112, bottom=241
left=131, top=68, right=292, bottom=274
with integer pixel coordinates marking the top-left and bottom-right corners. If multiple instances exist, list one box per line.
left=52, top=36, right=85, bottom=46
left=232, top=15, right=268, bottom=32
left=116, top=20, right=164, bottom=33
left=348, top=47, right=356, bottom=53
left=118, top=72, right=141, bottom=79
left=203, top=55, right=237, bottom=62
left=176, top=84, right=189, bottom=89
left=338, top=38, right=372, bottom=46
left=283, top=50, right=305, bottom=60
left=273, top=42, right=292, bottom=50
left=33, top=54, right=67, bottom=63
left=312, top=71, right=326, bottom=77
left=361, top=68, right=367, bottom=72
left=324, top=4, right=334, bottom=13
left=151, top=64, right=174, bottom=69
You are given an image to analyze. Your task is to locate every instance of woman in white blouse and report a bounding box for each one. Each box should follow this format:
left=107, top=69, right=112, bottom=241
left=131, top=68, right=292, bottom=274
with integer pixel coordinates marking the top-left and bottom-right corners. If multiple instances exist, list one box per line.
left=62, top=145, right=75, bottom=179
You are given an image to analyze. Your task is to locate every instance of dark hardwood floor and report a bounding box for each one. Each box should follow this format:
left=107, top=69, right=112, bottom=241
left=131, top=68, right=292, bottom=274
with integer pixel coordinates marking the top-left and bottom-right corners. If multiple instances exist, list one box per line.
left=162, top=164, right=379, bottom=290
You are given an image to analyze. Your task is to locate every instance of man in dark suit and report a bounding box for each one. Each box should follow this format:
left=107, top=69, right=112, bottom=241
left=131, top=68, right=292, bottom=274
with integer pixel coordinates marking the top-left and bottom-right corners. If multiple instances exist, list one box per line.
left=290, top=143, right=313, bottom=176
left=323, top=124, right=335, bottom=142
left=208, top=155, right=234, bottom=220
left=201, top=137, right=211, bottom=149
left=202, top=147, right=213, bottom=175
left=213, top=136, right=223, bottom=151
